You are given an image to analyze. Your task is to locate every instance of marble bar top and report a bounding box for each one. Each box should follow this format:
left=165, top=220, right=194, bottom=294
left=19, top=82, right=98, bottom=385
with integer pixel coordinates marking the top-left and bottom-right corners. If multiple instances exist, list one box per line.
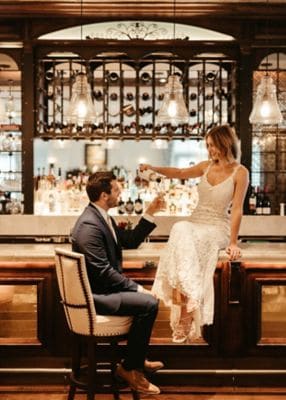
left=0, top=242, right=285, bottom=264
left=0, top=215, right=286, bottom=238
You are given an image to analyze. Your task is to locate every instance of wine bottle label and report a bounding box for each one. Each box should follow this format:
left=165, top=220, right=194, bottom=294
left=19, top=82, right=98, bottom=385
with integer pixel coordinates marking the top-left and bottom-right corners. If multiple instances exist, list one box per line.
left=138, top=169, right=163, bottom=182
left=125, top=201, right=134, bottom=214
left=134, top=201, right=143, bottom=214
left=262, top=207, right=271, bottom=215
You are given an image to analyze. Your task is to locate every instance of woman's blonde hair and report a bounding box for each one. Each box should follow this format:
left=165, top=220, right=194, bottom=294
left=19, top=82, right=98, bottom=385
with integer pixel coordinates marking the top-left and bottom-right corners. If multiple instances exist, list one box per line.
left=205, top=125, right=238, bottom=160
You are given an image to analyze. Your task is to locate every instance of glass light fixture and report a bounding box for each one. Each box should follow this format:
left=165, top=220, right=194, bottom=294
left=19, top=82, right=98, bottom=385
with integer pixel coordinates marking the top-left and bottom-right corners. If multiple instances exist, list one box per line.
left=249, top=74, right=283, bottom=125
left=249, top=0, right=283, bottom=125
left=157, top=0, right=189, bottom=126
left=6, top=80, right=16, bottom=122
left=65, top=0, right=97, bottom=128
left=157, top=74, right=189, bottom=125
left=66, top=73, right=97, bottom=126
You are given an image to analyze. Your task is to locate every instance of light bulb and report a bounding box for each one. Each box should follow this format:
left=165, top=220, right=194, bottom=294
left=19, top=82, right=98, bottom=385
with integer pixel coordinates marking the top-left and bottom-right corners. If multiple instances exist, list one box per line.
left=167, top=99, right=177, bottom=118
left=260, top=98, right=271, bottom=118
left=76, top=94, right=88, bottom=119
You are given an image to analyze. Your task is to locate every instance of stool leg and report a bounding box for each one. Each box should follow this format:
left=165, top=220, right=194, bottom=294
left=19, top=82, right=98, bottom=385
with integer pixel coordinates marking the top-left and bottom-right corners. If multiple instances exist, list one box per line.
left=87, top=338, right=96, bottom=400
left=68, top=334, right=82, bottom=400
left=67, top=384, right=76, bottom=400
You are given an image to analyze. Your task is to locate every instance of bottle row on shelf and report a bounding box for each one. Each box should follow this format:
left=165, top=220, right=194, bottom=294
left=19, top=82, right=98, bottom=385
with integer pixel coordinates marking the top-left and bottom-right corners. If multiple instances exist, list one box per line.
left=37, top=121, right=220, bottom=137
left=248, top=186, right=272, bottom=215
left=33, top=165, right=199, bottom=216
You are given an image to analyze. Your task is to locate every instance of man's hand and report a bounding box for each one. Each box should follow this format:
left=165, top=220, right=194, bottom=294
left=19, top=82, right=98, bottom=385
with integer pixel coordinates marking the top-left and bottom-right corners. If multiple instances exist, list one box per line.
left=145, top=194, right=166, bottom=216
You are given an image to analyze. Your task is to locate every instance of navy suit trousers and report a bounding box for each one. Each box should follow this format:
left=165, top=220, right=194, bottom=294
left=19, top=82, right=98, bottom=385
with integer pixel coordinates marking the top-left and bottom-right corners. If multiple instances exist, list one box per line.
left=95, top=291, right=159, bottom=370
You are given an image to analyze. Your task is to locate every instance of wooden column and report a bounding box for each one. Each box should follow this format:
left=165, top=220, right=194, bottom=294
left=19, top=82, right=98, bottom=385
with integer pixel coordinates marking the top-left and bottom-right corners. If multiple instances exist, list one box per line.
left=21, top=38, right=35, bottom=214
left=238, top=43, right=253, bottom=213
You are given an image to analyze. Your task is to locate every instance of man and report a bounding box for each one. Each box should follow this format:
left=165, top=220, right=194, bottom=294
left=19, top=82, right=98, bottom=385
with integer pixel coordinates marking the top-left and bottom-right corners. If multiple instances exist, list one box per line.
left=71, top=171, right=165, bottom=395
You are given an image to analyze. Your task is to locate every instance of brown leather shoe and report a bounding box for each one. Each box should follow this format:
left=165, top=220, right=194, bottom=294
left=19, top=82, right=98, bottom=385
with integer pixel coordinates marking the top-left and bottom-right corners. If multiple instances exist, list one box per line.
left=115, top=363, right=160, bottom=395
left=144, top=359, right=164, bottom=374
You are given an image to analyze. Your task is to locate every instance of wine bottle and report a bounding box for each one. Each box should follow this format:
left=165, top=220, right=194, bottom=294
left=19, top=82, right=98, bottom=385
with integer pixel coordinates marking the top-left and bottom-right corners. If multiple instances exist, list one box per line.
left=118, top=197, right=125, bottom=215
left=248, top=186, right=257, bottom=215
left=138, top=169, right=163, bottom=183
left=134, top=194, right=143, bottom=215
left=262, top=187, right=271, bottom=215
left=125, top=197, right=134, bottom=215
left=256, top=188, right=263, bottom=215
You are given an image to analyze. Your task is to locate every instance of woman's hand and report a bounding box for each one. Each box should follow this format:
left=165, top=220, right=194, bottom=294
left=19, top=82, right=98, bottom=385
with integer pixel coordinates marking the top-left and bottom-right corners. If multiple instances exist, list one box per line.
left=225, top=244, right=242, bottom=261
left=139, top=163, right=152, bottom=172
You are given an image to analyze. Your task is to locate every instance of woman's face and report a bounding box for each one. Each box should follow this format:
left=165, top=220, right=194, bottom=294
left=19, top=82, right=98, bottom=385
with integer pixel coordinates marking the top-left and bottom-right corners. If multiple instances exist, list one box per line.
left=206, top=136, right=222, bottom=161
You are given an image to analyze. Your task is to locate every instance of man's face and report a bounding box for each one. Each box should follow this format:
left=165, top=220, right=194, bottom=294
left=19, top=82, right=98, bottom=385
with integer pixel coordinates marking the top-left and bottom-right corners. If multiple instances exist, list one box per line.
left=106, top=179, right=121, bottom=208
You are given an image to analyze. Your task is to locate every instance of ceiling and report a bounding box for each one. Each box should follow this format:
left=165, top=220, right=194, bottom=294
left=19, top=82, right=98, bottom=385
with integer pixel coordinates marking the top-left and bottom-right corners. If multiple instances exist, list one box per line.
left=0, top=1, right=285, bottom=44
left=0, top=1, right=285, bottom=20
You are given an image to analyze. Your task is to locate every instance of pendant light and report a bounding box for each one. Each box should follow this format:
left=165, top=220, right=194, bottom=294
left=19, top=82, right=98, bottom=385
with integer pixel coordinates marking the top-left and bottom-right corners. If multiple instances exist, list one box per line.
left=66, top=0, right=97, bottom=127
left=157, top=0, right=189, bottom=126
left=249, top=74, right=282, bottom=124
left=249, top=0, right=283, bottom=125
left=6, top=80, right=16, bottom=122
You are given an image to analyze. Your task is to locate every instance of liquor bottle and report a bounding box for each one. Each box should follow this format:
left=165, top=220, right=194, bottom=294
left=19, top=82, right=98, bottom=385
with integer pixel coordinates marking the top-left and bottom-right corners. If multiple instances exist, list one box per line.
left=248, top=186, right=257, bottom=215
left=125, top=197, right=134, bottom=215
left=117, top=197, right=125, bottom=215
left=134, top=169, right=142, bottom=187
left=134, top=194, right=143, bottom=215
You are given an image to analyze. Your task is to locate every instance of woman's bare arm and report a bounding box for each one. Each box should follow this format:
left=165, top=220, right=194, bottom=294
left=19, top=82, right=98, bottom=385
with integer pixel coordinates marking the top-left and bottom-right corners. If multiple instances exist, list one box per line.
left=139, top=161, right=209, bottom=180
left=226, top=166, right=249, bottom=260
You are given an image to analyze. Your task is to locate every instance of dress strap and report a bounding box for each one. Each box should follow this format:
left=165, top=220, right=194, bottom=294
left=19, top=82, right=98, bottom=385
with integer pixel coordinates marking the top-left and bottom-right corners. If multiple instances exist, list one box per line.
left=203, top=161, right=212, bottom=176
left=231, top=164, right=241, bottom=177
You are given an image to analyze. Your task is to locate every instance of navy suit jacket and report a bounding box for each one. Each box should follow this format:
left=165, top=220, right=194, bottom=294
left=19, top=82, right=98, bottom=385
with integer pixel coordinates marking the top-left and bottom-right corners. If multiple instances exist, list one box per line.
left=71, top=203, right=156, bottom=314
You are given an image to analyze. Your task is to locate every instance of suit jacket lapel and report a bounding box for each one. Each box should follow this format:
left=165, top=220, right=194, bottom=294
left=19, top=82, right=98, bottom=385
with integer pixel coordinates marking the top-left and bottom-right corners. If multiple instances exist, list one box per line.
left=88, top=203, right=120, bottom=248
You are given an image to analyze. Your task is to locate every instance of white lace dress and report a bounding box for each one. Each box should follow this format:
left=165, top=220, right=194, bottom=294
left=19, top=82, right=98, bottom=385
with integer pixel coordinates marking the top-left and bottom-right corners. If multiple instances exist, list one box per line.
left=152, top=163, right=240, bottom=340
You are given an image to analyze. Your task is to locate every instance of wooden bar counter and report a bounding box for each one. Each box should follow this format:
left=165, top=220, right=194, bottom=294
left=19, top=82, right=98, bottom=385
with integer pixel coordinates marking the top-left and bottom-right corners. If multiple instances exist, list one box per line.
left=1, top=240, right=286, bottom=387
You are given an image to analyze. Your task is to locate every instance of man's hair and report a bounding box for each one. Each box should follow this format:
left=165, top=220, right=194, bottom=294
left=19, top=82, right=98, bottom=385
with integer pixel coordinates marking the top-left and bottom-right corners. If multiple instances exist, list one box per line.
left=205, top=124, right=239, bottom=160
left=86, top=171, right=116, bottom=202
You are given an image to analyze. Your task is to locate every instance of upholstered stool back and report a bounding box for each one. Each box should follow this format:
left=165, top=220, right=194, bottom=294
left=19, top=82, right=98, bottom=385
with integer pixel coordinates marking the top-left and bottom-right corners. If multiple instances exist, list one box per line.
left=54, top=248, right=137, bottom=400
left=55, top=247, right=133, bottom=337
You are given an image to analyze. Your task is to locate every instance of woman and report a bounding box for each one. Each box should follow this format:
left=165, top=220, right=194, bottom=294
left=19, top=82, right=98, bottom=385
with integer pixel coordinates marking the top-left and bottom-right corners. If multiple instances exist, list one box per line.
left=139, top=125, right=249, bottom=343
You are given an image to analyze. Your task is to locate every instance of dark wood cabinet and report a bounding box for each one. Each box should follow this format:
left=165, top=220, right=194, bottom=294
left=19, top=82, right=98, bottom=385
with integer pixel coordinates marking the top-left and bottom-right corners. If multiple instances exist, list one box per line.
left=1, top=255, right=286, bottom=386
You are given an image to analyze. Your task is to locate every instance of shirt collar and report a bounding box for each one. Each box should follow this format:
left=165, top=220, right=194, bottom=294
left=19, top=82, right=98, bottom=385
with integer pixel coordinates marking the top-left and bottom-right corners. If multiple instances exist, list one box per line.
left=92, top=203, right=109, bottom=222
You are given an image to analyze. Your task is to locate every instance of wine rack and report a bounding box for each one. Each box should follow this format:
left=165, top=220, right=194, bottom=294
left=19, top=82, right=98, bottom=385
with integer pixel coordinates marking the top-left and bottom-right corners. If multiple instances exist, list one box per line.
left=36, top=54, right=237, bottom=140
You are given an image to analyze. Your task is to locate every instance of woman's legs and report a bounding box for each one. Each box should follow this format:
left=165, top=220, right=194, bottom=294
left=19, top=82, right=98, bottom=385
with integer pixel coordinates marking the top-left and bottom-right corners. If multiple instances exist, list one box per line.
left=171, top=289, right=194, bottom=343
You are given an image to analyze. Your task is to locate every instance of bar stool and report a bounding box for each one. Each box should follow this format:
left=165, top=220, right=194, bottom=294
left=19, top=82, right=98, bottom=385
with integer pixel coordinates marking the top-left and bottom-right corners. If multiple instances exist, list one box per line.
left=54, top=248, right=139, bottom=400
